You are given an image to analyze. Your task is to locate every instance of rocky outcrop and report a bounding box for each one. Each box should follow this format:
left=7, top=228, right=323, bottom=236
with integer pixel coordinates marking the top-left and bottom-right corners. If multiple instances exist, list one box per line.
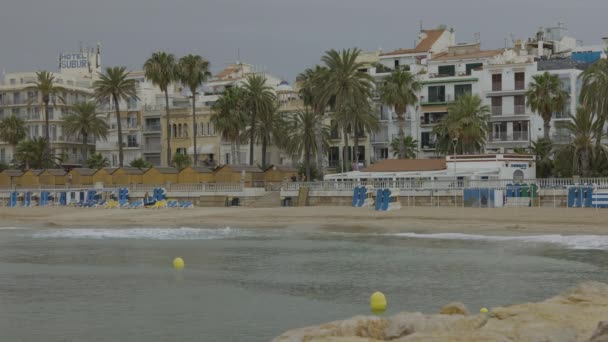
left=273, top=282, right=608, bottom=342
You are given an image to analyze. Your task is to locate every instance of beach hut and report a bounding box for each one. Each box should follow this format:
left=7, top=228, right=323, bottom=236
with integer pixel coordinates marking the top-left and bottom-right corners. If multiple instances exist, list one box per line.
left=92, top=168, right=117, bottom=187
left=39, top=169, right=67, bottom=186
left=111, top=167, right=146, bottom=185
left=142, top=167, right=179, bottom=185
left=214, top=165, right=264, bottom=187
left=20, top=169, right=43, bottom=187
left=67, top=168, right=97, bottom=186
left=264, top=165, right=298, bottom=183
left=177, top=166, right=215, bottom=184
left=0, top=170, right=23, bottom=188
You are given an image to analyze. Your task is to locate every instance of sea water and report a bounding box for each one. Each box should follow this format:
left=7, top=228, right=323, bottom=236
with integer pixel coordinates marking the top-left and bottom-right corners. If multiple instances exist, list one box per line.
left=2, top=227, right=608, bottom=341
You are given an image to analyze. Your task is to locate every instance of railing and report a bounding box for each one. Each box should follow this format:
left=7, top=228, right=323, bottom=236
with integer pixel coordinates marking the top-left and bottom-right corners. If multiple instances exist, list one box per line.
left=4, top=183, right=245, bottom=192
left=515, top=81, right=525, bottom=90
left=489, top=131, right=529, bottom=142
left=142, top=145, right=162, bottom=153
left=514, top=105, right=526, bottom=115
left=144, top=124, right=162, bottom=132
left=492, top=82, right=502, bottom=91
left=492, top=106, right=502, bottom=116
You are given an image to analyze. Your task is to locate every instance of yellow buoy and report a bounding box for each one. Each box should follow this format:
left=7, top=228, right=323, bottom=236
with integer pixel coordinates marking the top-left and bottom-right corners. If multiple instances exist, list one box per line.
left=370, top=291, right=387, bottom=313
left=480, top=307, right=488, bottom=314
left=173, top=257, right=185, bottom=270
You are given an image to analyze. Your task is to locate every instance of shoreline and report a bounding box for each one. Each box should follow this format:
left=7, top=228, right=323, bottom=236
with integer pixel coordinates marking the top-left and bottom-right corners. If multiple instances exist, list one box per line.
left=2, top=206, right=608, bottom=235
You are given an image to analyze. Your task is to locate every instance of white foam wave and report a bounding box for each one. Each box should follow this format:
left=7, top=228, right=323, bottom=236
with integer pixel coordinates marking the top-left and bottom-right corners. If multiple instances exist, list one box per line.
left=0, top=226, right=27, bottom=230
left=390, top=232, right=608, bottom=250
left=32, top=227, right=251, bottom=240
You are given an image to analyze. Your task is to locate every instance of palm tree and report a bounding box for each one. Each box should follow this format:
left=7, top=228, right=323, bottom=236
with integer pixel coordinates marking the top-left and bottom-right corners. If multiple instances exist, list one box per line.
left=25, top=71, right=66, bottom=151
left=286, top=108, right=329, bottom=181
left=144, top=52, right=177, bottom=166
left=298, top=66, right=330, bottom=174
left=129, top=157, right=152, bottom=169
left=242, top=104, right=286, bottom=169
left=579, top=59, right=608, bottom=150
left=177, top=55, right=212, bottom=165
left=14, top=137, right=58, bottom=169
left=561, top=107, right=607, bottom=177
left=526, top=71, right=568, bottom=140
left=172, top=153, right=192, bottom=170
left=530, top=138, right=554, bottom=177
left=211, top=87, right=247, bottom=165
left=93, top=66, right=139, bottom=167
left=86, top=152, right=110, bottom=169
left=0, top=115, right=27, bottom=155
left=62, top=101, right=109, bottom=163
left=390, top=136, right=418, bottom=158
left=321, top=48, right=373, bottom=170
left=433, top=94, right=489, bottom=154
left=242, top=74, right=276, bottom=165
left=350, top=108, right=379, bottom=168
left=379, top=69, right=421, bottom=158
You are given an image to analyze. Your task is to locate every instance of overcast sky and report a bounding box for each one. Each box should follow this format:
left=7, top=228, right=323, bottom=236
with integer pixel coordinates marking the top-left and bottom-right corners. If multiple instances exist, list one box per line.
left=1, top=0, right=607, bottom=82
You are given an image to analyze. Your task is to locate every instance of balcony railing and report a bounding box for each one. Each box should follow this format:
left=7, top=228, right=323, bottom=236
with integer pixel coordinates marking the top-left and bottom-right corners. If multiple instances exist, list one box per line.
left=489, top=131, right=529, bottom=142
left=492, top=82, right=502, bottom=91
left=515, top=81, right=525, bottom=90
left=514, top=105, right=526, bottom=115
left=492, top=106, right=502, bottom=116
left=144, top=124, right=161, bottom=132
left=143, top=145, right=162, bottom=153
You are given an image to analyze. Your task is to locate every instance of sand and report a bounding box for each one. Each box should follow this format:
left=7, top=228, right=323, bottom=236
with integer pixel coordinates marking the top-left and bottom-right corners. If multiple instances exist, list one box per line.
left=1, top=206, right=607, bottom=235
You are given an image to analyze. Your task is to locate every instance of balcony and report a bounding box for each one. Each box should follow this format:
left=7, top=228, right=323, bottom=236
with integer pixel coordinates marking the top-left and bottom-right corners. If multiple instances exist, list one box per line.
left=552, top=133, right=571, bottom=144
left=421, top=94, right=453, bottom=106
left=144, top=123, right=162, bottom=133
left=421, top=142, right=437, bottom=150
left=371, top=132, right=389, bottom=144
left=492, top=106, right=502, bottom=116
left=515, top=81, right=525, bottom=90
left=143, top=145, right=161, bottom=153
left=489, top=131, right=529, bottom=142
left=514, top=105, right=526, bottom=115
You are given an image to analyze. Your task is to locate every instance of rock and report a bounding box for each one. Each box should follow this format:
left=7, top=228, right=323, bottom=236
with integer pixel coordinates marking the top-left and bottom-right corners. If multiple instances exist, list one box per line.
left=440, top=302, right=469, bottom=316
left=589, top=321, right=608, bottom=342
left=273, top=282, right=608, bottom=342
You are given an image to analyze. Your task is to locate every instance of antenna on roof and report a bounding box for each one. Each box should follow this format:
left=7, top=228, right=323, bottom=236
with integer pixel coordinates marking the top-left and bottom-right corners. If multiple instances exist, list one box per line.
left=419, top=20, right=423, bottom=32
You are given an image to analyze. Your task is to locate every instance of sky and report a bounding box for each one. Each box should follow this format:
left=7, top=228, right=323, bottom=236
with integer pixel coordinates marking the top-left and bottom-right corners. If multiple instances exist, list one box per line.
left=1, top=0, right=607, bottom=82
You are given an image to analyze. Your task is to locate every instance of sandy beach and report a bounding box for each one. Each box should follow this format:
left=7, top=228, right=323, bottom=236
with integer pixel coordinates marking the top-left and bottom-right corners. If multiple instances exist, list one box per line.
left=1, top=206, right=608, bottom=235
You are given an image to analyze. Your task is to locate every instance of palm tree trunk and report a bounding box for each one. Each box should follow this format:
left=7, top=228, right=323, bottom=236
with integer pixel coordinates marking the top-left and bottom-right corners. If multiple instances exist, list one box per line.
left=82, top=132, right=88, bottom=164
left=261, top=135, right=267, bottom=169
left=342, top=127, right=350, bottom=172
left=249, top=111, right=256, bottom=165
left=543, top=119, right=551, bottom=141
left=398, top=116, right=406, bottom=159
left=581, top=149, right=591, bottom=177
left=230, top=141, right=237, bottom=165
left=314, top=110, right=325, bottom=177
left=354, top=126, right=360, bottom=170
left=191, top=92, right=198, bottom=166
left=305, top=144, right=311, bottom=182
left=165, top=91, right=172, bottom=167
left=113, top=94, right=124, bottom=167
left=44, top=99, right=51, bottom=157
left=236, top=135, right=242, bottom=164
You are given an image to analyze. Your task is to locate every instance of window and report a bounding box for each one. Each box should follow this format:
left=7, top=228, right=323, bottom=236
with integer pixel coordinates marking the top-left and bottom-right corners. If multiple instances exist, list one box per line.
left=178, top=124, right=182, bottom=137
left=50, top=125, right=57, bottom=141
left=177, top=148, right=187, bottom=155
left=0, top=109, right=4, bottom=120
left=13, top=92, right=20, bottom=104
left=491, top=122, right=507, bottom=141
left=454, top=84, right=472, bottom=100
left=210, top=122, right=215, bottom=136
left=466, top=63, right=483, bottom=75
left=0, top=148, right=5, bottom=162
left=48, top=107, right=54, bottom=120
left=513, top=121, right=529, bottom=141
left=172, top=124, right=177, bottom=138
left=438, top=65, right=455, bottom=77
left=421, top=132, right=437, bottom=149
left=492, top=74, right=502, bottom=91
left=379, top=148, right=388, bottom=159
left=427, top=86, right=445, bottom=103
left=127, top=115, right=137, bottom=128
left=200, top=122, right=205, bottom=136
left=328, top=147, right=340, bottom=168
left=515, top=72, right=525, bottom=90
left=514, top=95, right=525, bottom=114
left=127, top=135, right=138, bottom=147
left=423, top=112, right=447, bottom=125
left=193, top=122, right=198, bottom=137
left=330, top=121, right=340, bottom=139
left=491, top=97, right=502, bottom=115
left=394, top=60, right=399, bottom=68
left=183, top=124, right=188, bottom=138
left=225, top=153, right=230, bottom=165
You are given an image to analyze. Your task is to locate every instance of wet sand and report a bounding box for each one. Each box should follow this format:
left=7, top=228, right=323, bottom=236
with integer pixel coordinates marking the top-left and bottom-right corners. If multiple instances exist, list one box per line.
left=1, top=206, right=607, bottom=235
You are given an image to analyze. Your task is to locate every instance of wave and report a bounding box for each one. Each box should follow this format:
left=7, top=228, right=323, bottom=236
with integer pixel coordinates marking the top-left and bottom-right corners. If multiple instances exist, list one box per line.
left=390, top=232, right=608, bottom=250
left=0, top=227, right=28, bottom=230
left=31, top=227, right=253, bottom=240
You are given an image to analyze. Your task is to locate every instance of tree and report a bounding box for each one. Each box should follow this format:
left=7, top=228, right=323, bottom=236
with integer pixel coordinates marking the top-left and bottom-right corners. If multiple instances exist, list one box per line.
left=526, top=71, right=568, bottom=140
left=298, top=66, right=330, bottom=174
left=579, top=59, right=608, bottom=151
left=93, top=66, right=139, bottom=167
left=433, top=94, right=489, bottom=154
left=211, top=87, right=247, bottom=164
left=14, top=137, right=59, bottom=169
left=242, top=104, right=286, bottom=169
left=242, top=74, right=276, bottom=165
left=321, top=48, right=374, bottom=170
left=25, top=71, right=66, bottom=154
left=0, top=115, right=27, bottom=154
left=350, top=107, right=379, bottom=168
left=172, top=153, right=192, bottom=170
left=62, top=101, right=109, bottom=163
left=286, top=108, right=329, bottom=181
left=129, top=158, right=152, bottom=169
left=144, top=52, right=177, bottom=167
left=379, top=69, right=421, bottom=158
left=177, top=54, right=212, bottom=165
left=560, top=107, right=607, bottom=177
left=390, top=136, right=418, bottom=158
left=86, top=152, right=110, bottom=169
left=530, top=138, right=554, bottom=178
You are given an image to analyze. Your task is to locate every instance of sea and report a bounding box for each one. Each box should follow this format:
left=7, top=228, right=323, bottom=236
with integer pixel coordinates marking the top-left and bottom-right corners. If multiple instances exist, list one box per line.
left=2, top=226, right=608, bottom=341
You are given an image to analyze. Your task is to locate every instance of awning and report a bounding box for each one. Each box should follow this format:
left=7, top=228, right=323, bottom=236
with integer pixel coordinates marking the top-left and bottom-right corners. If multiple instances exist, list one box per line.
left=187, top=145, right=216, bottom=155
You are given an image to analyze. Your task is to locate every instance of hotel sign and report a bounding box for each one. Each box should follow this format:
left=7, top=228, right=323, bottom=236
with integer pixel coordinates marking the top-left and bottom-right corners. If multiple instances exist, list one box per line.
left=510, top=163, right=528, bottom=169
left=60, top=53, right=88, bottom=69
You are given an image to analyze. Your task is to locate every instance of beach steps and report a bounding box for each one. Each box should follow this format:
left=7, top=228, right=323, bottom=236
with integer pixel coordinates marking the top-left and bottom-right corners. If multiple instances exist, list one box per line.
left=198, top=195, right=228, bottom=207
left=297, top=187, right=309, bottom=207
left=249, top=191, right=280, bottom=208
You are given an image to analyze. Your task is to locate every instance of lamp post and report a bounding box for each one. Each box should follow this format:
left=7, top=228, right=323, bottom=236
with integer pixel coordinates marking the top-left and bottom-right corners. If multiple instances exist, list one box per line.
left=452, top=137, right=458, bottom=207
